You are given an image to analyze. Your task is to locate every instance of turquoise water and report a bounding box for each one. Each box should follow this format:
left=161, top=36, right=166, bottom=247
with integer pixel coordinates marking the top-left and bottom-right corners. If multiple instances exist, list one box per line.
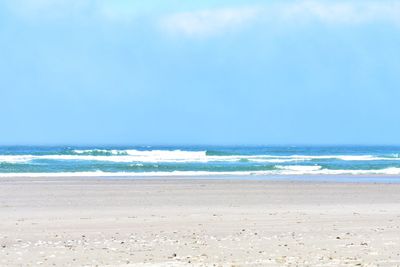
left=1, top=146, right=400, bottom=177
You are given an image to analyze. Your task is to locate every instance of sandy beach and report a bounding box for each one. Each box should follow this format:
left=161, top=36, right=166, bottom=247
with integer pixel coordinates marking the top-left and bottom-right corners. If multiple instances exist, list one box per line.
left=1, top=177, right=400, bottom=266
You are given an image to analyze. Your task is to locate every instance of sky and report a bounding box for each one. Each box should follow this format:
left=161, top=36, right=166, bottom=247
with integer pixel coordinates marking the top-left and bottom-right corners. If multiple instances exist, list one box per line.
left=1, top=0, right=400, bottom=146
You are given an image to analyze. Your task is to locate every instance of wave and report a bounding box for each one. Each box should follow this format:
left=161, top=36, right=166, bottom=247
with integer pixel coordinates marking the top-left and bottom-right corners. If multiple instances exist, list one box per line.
left=1, top=149, right=400, bottom=164
left=71, top=149, right=128, bottom=156
left=64, top=150, right=400, bottom=162
left=0, top=155, right=36, bottom=164
left=205, top=150, right=235, bottom=156
left=276, top=165, right=322, bottom=172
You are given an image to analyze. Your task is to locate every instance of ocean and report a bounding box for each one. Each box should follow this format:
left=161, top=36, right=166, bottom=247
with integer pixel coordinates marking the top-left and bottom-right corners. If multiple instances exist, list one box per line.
left=1, top=146, right=400, bottom=178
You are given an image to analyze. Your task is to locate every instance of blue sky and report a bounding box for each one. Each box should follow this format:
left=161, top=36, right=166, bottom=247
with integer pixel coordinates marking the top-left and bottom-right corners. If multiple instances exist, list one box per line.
left=1, top=0, right=400, bottom=145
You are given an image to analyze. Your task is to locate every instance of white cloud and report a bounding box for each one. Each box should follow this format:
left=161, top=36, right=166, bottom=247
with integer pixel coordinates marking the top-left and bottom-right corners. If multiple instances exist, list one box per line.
left=279, top=1, right=400, bottom=25
left=161, top=7, right=260, bottom=38
left=4, top=0, right=400, bottom=34
left=161, top=1, right=400, bottom=38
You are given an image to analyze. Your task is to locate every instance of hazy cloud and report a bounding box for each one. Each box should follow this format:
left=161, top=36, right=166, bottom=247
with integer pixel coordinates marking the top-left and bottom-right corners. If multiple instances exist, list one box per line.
left=161, top=7, right=260, bottom=38
left=4, top=1, right=400, bottom=34
left=161, top=1, right=400, bottom=38
left=280, top=1, right=400, bottom=24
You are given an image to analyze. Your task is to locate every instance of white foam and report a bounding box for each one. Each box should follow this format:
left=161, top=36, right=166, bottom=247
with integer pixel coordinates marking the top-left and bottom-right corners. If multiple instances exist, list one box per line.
left=0, top=155, right=36, bottom=164
left=73, top=149, right=121, bottom=155
left=0, top=153, right=301, bottom=164
left=276, top=165, right=322, bottom=172
left=0, top=170, right=264, bottom=177
left=263, top=155, right=388, bottom=161
left=0, top=150, right=208, bottom=164
left=275, top=167, right=400, bottom=176
left=1, top=150, right=400, bottom=164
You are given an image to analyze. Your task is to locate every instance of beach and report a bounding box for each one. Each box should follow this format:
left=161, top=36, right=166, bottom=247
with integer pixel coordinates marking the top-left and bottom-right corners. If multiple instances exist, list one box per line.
left=1, top=177, right=400, bottom=266
left=3, top=0, right=400, bottom=264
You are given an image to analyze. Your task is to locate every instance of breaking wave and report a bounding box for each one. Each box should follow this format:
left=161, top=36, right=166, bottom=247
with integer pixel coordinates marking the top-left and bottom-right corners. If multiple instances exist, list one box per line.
left=1, top=147, right=400, bottom=177
left=1, top=149, right=400, bottom=164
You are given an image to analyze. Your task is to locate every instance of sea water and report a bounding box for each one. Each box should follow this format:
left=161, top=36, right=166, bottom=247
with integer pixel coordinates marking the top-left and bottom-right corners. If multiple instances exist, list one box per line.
left=1, top=146, right=400, bottom=179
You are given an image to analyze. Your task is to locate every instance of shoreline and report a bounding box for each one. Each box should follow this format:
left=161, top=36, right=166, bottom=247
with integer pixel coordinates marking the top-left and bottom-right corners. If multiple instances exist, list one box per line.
left=2, top=173, right=400, bottom=183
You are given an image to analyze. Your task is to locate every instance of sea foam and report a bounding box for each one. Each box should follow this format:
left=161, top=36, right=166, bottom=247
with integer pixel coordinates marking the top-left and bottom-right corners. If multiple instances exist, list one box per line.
left=1, top=147, right=400, bottom=176
left=1, top=150, right=399, bottom=164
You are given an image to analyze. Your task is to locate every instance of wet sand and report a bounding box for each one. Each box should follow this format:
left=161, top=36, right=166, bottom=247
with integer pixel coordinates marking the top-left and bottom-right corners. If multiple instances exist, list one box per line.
left=1, top=177, right=400, bottom=266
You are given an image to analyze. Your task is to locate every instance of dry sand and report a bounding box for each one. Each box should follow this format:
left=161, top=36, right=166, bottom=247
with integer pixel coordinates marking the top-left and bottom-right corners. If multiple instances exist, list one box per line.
left=1, top=177, right=400, bottom=266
